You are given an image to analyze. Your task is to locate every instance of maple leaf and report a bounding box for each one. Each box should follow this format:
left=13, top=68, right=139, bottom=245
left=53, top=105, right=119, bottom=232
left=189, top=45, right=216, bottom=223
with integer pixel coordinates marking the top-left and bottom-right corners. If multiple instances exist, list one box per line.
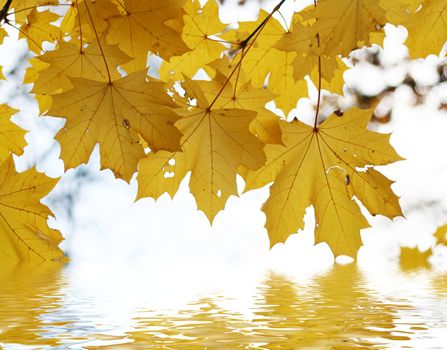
left=48, top=71, right=182, bottom=181
left=159, top=0, right=229, bottom=81
left=0, top=104, right=26, bottom=165
left=1, top=0, right=443, bottom=263
left=403, top=0, right=447, bottom=58
left=274, top=13, right=348, bottom=95
left=245, top=108, right=402, bottom=257
left=138, top=78, right=266, bottom=222
left=60, top=0, right=121, bottom=43
left=4, top=0, right=57, bottom=22
left=399, top=246, right=432, bottom=270
left=26, top=37, right=131, bottom=95
left=17, top=9, right=60, bottom=53
left=304, top=0, right=387, bottom=58
left=192, top=67, right=282, bottom=145
left=227, top=10, right=309, bottom=114
left=434, top=224, right=447, bottom=246
left=105, top=0, right=189, bottom=72
left=0, top=158, right=65, bottom=263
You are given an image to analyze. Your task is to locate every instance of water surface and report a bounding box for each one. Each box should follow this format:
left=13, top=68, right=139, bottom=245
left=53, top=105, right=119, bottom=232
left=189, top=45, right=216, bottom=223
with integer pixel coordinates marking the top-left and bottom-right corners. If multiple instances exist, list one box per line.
left=1, top=262, right=446, bottom=349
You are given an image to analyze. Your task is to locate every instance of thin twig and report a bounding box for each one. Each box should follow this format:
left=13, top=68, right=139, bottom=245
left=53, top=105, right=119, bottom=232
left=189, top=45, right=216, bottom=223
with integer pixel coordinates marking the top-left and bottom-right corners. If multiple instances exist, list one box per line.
left=238, top=0, right=287, bottom=49
left=207, top=0, right=288, bottom=109
left=313, top=0, right=322, bottom=130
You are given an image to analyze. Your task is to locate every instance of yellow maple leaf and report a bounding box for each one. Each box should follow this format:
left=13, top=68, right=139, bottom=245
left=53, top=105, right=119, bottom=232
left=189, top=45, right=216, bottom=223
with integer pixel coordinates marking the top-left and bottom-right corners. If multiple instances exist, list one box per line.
left=274, top=11, right=336, bottom=81
left=191, top=68, right=282, bottom=145
left=399, top=246, right=432, bottom=270
left=245, top=108, right=402, bottom=257
left=0, top=104, right=26, bottom=165
left=434, top=224, right=447, bottom=245
left=48, top=71, right=182, bottom=181
left=27, top=37, right=131, bottom=95
left=274, top=13, right=348, bottom=95
left=17, top=9, right=60, bottom=53
left=159, top=0, right=228, bottom=81
left=304, top=0, right=387, bottom=57
left=404, top=0, right=447, bottom=58
left=5, top=0, right=57, bottom=23
left=0, top=158, right=65, bottom=263
left=60, top=0, right=121, bottom=43
left=228, top=10, right=308, bottom=114
left=106, top=0, right=188, bottom=71
left=137, top=79, right=266, bottom=222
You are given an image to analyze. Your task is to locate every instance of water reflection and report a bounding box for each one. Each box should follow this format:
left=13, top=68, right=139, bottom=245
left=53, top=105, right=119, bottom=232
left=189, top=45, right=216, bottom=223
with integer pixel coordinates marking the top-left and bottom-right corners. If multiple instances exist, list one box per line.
left=252, top=265, right=412, bottom=349
left=0, top=263, right=65, bottom=348
left=122, top=265, right=412, bottom=349
left=1, top=263, right=446, bottom=349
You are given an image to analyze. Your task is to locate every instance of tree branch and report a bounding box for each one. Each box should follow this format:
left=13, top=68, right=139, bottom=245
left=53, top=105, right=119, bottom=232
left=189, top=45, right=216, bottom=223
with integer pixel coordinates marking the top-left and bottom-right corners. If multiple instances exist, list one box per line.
left=238, top=0, right=287, bottom=49
left=0, top=0, right=13, bottom=23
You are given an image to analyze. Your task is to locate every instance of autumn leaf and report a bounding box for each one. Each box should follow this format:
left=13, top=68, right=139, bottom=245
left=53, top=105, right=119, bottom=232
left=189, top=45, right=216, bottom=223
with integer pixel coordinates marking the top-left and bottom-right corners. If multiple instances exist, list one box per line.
left=26, top=36, right=131, bottom=95
left=0, top=0, right=440, bottom=263
left=138, top=78, right=266, bottom=222
left=105, top=0, right=189, bottom=71
left=274, top=11, right=336, bottom=81
left=60, top=0, right=121, bottom=43
left=228, top=10, right=309, bottom=114
left=399, top=246, right=432, bottom=270
left=403, top=0, right=447, bottom=58
left=48, top=71, right=182, bottom=181
left=5, top=0, right=57, bottom=22
left=434, top=224, right=447, bottom=245
left=245, top=108, right=402, bottom=257
left=0, top=158, right=65, bottom=263
left=159, top=0, right=229, bottom=81
left=274, top=13, right=348, bottom=95
left=190, top=67, right=282, bottom=145
left=304, top=0, right=387, bottom=58
left=17, top=9, right=59, bottom=53
left=0, top=104, right=26, bottom=165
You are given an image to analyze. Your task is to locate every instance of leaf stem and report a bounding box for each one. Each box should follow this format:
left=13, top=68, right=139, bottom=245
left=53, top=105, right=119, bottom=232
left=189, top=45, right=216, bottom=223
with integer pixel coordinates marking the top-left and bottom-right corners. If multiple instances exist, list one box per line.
left=84, top=0, right=112, bottom=83
left=238, top=0, right=287, bottom=49
left=313, top=0, right=322, bottom=131
left=207, top=0, right=287, bottom=110
left=75, top=0, right=83, bottom=52
left=208, top=23, right=264, bottom=110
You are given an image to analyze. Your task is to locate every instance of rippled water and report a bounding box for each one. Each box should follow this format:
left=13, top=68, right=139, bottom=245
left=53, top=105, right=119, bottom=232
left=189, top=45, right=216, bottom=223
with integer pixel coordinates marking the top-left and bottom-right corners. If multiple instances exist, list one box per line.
left=1, top=262, right=446, bottom=349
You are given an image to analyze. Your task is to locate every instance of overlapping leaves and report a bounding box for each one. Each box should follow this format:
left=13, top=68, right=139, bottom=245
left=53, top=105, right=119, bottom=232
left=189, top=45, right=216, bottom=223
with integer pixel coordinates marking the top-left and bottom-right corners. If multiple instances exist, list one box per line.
left=1, top=0, right=446, bottom=262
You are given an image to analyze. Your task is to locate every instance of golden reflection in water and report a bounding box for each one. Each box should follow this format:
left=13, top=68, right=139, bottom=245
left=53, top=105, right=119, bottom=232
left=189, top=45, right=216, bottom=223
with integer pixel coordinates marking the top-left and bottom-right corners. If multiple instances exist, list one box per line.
left=96, top=265, right=414, bottom=349
left=0, top=263, right=65, bottom=348
left=1, top=263, right=446, bottom=349
left=252, top=264, right=412, bottom=349
left=432, top=273, right=447, bottom=298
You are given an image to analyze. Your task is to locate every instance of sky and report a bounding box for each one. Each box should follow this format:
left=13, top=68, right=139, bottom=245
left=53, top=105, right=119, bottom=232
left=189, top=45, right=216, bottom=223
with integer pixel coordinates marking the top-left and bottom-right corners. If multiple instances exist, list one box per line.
left=0, top=0, right=446, bottom=273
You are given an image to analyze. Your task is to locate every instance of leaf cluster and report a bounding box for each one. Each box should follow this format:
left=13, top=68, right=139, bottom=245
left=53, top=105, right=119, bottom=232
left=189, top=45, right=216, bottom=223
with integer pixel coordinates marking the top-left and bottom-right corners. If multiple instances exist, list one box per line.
left=0, top=0, right=446, bottom=262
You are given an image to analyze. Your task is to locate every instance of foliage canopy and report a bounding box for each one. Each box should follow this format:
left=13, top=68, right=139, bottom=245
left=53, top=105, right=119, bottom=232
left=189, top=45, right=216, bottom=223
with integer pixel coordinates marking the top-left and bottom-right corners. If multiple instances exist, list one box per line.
left=0, top=0, right=446, bottom=262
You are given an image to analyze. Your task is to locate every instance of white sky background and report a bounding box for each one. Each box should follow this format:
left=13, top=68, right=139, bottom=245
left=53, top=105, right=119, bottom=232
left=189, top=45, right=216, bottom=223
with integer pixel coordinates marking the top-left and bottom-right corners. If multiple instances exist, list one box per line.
left=0, top=0, right=446, bottom=274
